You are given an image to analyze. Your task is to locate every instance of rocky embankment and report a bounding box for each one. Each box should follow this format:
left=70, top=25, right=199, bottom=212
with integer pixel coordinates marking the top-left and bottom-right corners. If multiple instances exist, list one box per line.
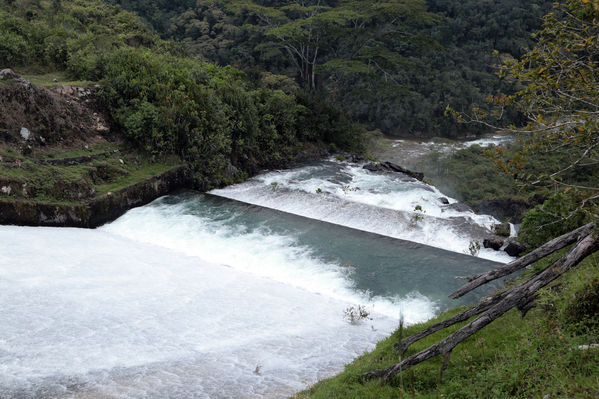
left=0, top=69, right=193, bottom=227
left=0, top=165, right=192, bottom=227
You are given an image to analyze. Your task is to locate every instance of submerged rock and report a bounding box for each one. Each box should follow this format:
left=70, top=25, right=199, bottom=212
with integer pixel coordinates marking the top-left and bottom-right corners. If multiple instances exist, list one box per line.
left=363, top=162, right=382, bottom=172
left=380, top=161, right=425, bottom=181
left=438, top=197, right=450, bottom=205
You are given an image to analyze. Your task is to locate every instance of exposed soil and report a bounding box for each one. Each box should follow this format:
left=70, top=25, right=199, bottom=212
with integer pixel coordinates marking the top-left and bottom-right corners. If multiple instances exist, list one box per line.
left=0, top=70, right=111, bottom=151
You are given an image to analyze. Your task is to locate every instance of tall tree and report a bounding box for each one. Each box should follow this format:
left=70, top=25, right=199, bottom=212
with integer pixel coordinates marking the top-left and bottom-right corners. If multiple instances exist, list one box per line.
left=229, top=0, right=435, bottom=91
left=485, top=0, right=599, bottom=219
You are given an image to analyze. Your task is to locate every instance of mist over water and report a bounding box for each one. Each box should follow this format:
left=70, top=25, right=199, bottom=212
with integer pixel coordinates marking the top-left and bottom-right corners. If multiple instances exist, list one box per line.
left=0, top=157, right=509, bottom=398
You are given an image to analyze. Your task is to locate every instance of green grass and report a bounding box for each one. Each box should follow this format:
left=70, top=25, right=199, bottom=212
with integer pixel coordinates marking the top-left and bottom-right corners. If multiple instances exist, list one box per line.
left=296, top=253, right=599, bottom=399
left=31, top=141, right=117, bottom=161
left=0, top=144, right=182, bottom=203
left=20, top=71, right=95, bottom=87
left=94, top=161, right=181, bottom=195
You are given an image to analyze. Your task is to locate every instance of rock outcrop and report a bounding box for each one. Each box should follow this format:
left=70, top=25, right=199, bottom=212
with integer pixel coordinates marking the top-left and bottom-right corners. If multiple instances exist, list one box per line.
left=483, top=237, right=504, bottom=251
left=0, top=73, right=110, bottom=148
left=363, top=161, right=425, bottom=181
left=0, top=166, right=192, bottom=228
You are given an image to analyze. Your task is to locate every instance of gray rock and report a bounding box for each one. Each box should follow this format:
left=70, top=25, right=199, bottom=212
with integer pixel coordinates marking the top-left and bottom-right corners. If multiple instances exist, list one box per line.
left=483, top=237, right=504, bottom=251
left=0, top=68, right=20, bottom=80
left=380, top=161, right=425, bottom=181
left=20, top=127, right=31, bottom=140
left=224, top=161, right=240, bottom=179
left=505, top=241, right=527, bottom=257
left=363, top=162, right=382, bottom=172
left=445, top=202, right=474, bottom=213
left=438, top=197, right=450, bottom=205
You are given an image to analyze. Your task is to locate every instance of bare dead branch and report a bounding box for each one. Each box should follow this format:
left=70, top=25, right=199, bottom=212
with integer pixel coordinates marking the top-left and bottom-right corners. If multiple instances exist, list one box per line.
left=363, top=232, right=599, bottom=381
left=450, top=222, right=595, bottom=299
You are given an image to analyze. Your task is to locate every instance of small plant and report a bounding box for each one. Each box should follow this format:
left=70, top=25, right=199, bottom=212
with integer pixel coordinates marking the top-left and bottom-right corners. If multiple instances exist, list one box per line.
left=409, top=212, right=424, bottom=227
left=469, top=240, right=481, bottom=256
left=344, top=305, right=371, bottom=324
left=316, top=187, right=323, bottom=194
left=336, top=154, right=345, bottom=162
left=270, top=182, right=279, bottom=190
left=414, top=204, right=424, bottom=212
left=341, top=185, right=358, bottom=195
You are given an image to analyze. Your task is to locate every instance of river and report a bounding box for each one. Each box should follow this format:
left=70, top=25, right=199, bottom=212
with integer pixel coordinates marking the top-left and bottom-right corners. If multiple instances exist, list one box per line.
left=0, top=138, right=514, bottom=398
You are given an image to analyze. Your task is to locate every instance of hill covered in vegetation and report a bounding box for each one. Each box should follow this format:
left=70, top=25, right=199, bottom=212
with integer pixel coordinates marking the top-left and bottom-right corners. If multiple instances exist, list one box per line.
left=0, top=0, right=364, bottom=191
left=105, top=0, right=553, bottom=137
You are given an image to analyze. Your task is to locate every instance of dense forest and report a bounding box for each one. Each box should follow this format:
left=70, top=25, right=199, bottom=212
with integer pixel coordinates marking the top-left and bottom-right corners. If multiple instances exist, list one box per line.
left=104, top=0, right=553, bottom=137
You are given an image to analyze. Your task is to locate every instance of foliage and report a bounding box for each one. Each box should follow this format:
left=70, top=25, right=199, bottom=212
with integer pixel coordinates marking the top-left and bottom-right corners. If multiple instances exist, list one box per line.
left=519, top=193, right=589, bottom=248
left=0, top=0, right=166, bottom=72
left=107, top=0, right=553, bottom=138
left=343, top=305, right=371, bottom=325
left=470, top=0, right=599, bottom=239
left=416, top=144, right=521, bottom=204
left=96, top=48, right=364, bottom=188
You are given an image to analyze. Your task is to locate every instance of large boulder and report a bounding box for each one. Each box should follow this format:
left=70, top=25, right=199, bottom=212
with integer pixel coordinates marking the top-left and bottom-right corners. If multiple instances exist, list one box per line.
left=363, top=161, right=425, bottom=181
left=483, top=237, right=504, bottom=251
left=223, top=161, right=240, bottom=180
left=504, top=241, right=527, bottom=257
left=20, top=127, right=31, bottom=140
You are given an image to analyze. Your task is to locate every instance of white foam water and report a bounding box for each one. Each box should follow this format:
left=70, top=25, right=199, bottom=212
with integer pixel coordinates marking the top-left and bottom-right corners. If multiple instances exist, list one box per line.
left=0, top=216, right=429, bottom=398
left=211, top=160, right=514, bottom=263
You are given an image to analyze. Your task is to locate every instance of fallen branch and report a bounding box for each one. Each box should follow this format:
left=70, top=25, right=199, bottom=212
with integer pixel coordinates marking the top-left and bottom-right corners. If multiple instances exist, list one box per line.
left=395, top=290, right=510, bottom=355
left=450, top=222, right=595, bottom=299
left=364, top=232, right=599, bottom=381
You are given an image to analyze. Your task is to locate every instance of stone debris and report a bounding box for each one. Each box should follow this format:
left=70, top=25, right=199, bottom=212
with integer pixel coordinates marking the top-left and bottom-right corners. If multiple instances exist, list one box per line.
left=20, top=127, right=31, bottom=140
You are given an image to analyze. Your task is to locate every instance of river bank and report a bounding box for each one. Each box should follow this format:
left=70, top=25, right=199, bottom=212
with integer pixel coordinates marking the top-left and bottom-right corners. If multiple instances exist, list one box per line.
left=294, top=249, right=599, bottom=399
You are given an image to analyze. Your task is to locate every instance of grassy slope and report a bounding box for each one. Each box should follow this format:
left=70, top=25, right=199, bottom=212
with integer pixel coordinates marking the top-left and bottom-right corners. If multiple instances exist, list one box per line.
left=21, top=72, right=95, bottom=88
left=296, top=251, right=599, bottom=398
left=0, top=141, right=182, bottom=205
